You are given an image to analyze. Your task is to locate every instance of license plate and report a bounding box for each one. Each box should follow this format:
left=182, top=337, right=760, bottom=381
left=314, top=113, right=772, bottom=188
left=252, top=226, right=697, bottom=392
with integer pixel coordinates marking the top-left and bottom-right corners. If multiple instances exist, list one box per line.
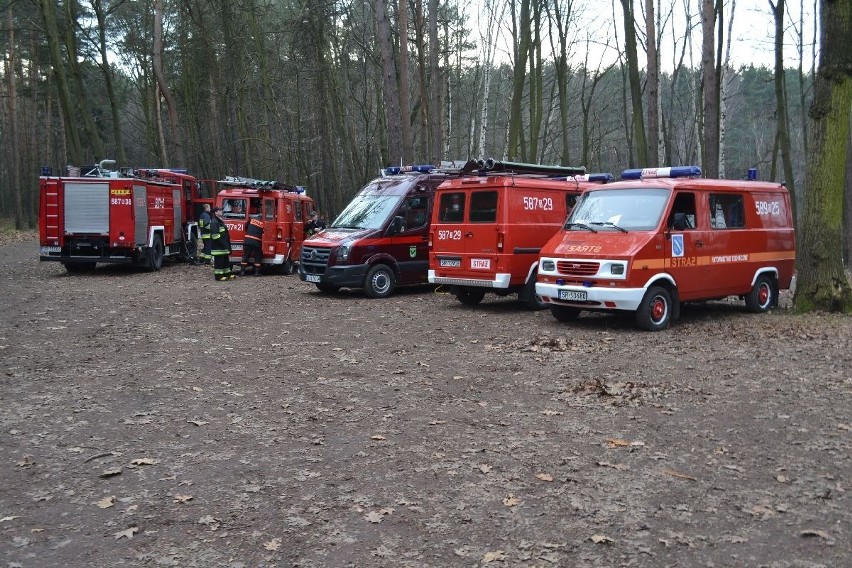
left=439, top=258, right=461, bottom=267
left=558, top=289, right=587, bottom=301
left=40, top=246, right=61, bottom=254
left=305, top=274, right=321, bottom=283
left=232, top=244, right=243, bottom=251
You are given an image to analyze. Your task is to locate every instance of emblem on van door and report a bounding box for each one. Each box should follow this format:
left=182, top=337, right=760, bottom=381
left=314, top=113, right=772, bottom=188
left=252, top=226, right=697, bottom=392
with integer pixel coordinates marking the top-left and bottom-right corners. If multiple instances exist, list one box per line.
left=671, top=234, right=684, bottom=258
left=409, top=246, right=417, bottom=258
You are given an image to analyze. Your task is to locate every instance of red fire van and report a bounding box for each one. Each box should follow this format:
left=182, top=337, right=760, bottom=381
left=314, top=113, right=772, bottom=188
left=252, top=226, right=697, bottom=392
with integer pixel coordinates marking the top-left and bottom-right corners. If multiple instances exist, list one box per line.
left=428, top=161, right=610, bottom=309
left=536, top=166, right=796, bottom=330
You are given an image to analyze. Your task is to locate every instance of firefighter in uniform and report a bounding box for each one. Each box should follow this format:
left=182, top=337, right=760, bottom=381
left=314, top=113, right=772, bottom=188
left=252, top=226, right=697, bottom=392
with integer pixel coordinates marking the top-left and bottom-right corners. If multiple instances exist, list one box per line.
left=198, top=204, right=212, bottom=264
left=241, top=215, right=264, bottom=276
left=210, top=207, right=235, bottom=280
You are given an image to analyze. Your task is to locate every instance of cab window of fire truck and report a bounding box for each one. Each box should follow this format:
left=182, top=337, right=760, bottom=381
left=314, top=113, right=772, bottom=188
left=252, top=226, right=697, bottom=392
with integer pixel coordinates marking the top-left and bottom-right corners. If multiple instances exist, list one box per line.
left=401, top=195, right=428, bottom=230
left=565, top=194, right=579, bottom=216
left=294, top=203, right=302, bottom=221
left=470, top=191, right=498, bottom=223
left=440, top=193, right=465, bottom=222
left=264, top=199, right=275, bottom=221
left=669, top=192, right=696, bottom=229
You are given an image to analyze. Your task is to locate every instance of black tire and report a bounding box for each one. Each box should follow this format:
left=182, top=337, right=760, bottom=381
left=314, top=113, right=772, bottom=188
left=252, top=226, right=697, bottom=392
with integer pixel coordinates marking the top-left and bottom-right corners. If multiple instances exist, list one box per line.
left=745, top=274, right=775, bottom=312
left=148, top=234, right=164, bottom=271
left=636, top=285, right=673, bottom=331
left=521, top=272, right=547, bottom=310
left=456, top=287, right=486, bottom=306
left=64, top=262, right=95, bottom=274
left=549, top=305, right=581, bottom=322
left=364, top=264, right=396, bottom=298
left=315, top=283, right=339, bottom=293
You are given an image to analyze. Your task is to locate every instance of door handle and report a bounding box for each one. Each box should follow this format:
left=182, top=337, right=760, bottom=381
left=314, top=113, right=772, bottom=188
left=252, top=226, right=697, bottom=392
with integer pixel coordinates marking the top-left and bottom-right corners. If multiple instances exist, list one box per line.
left=695, top=240, right=704, bottom=247
left=465, top=232, right=473, bottom=238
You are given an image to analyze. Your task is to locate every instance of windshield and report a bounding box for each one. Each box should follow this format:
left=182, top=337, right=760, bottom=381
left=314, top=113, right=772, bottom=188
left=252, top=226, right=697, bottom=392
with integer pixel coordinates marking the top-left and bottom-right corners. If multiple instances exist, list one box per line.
left=567, top=187, right=670, bottom=231
left=331, top=193, right=404, bottom=230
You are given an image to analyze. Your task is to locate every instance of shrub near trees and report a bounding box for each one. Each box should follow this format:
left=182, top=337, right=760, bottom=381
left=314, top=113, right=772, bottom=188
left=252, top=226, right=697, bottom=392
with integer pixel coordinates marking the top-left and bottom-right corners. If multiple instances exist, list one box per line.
left=0, top=0, right=848, bottom=312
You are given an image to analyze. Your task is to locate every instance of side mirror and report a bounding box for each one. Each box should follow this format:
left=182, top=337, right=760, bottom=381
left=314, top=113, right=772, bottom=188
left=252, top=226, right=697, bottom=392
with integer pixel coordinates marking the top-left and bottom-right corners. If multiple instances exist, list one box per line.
left=672, top=212, right=688, bottom=231
left=388, top=215, right=405, bottom=235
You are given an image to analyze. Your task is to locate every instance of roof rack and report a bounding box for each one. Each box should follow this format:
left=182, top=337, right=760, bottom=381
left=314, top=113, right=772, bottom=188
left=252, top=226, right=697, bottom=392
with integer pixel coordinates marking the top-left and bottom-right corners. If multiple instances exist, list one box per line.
left=462, top=158, right=586, bottom=177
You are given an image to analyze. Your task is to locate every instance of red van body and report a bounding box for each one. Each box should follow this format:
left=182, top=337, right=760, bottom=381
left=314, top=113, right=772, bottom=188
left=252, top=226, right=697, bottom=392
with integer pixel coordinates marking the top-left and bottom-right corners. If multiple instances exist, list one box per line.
left=428, top=164, right=606, bottom=308
left=536, top=167, right=796, bottom=330
left=215, top=178, right=315, bottom=274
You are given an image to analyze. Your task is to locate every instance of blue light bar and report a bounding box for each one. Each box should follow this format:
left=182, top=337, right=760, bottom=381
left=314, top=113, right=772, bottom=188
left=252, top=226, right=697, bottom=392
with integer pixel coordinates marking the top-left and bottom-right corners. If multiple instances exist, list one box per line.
left=620, top=166, right=701, bottom=180
left=382, top=164, right=435, bottom=176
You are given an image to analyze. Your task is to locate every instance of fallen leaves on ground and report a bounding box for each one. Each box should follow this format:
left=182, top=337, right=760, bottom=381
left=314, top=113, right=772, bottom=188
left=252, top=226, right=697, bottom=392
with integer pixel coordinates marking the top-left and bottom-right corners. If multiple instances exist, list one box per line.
left=96, top=496, right=116, bottom=509
left=114, top=527, right=139, bottom=540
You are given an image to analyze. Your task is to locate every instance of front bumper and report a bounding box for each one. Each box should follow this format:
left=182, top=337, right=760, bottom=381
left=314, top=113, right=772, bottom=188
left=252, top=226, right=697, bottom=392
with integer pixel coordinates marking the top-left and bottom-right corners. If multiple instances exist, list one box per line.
left=535, top=282, right=646, bottom=311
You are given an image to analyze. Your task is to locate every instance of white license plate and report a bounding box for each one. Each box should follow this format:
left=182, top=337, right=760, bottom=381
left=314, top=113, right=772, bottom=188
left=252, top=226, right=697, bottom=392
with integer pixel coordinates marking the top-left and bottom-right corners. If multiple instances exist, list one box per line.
left=305, top=274, right=321, bottom=283
left=439, top=258, right=461, bottom=267
left=558, top=290, right=587, bottom=301
left=232, top=244, right=243, bottom=251
left=40, top=246, right=61, bottom=254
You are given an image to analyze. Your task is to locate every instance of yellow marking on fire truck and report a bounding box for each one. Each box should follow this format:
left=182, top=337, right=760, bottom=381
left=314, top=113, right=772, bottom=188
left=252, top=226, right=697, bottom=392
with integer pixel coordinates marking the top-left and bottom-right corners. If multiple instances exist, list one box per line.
left=110, top=188, right=131, bottom=196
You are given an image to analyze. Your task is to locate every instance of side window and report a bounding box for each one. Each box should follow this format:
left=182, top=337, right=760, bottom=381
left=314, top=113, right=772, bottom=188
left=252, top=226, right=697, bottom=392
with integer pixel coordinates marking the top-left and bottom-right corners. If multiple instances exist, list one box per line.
left=439, top=192, right=465, bottom=222
left=401, top=195, right=428, bottom=230
left=709, top=194, right=745, bottom=229
left=669, top=192, right=697, bottom=229
left=294, top=202, right=302, bottom=221
left=566, top=193, right=579, bottom=212
left=264, top=199, right=275, bottom=221
left=470, top=191, right=498, bottom=223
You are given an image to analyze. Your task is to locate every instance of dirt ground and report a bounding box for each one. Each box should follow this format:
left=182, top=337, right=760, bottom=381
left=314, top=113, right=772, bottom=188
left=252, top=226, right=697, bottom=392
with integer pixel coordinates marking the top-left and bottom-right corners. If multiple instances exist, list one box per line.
left=0, top=234, right=850, bottom=568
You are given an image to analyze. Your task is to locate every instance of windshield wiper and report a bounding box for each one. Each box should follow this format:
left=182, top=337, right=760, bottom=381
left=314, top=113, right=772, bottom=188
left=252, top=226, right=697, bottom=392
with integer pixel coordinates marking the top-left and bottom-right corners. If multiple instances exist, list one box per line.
left=566, top=222, right=598, bottom=232
left=590, top=221, right=627, bottom=233
left=330, top=224, right=362, bottom=230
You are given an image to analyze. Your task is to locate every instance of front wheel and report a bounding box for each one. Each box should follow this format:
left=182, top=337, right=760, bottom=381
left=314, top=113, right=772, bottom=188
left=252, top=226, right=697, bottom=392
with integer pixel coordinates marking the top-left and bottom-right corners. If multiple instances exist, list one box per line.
left=549, top=305, right=581, bottom=322
left=456, top=287, right=486, bottom=306
left=636, top=285, right=673, bottom=331
left=364, top=264, right=396, bottom=298
left=745, top=274, right=775, bottom=312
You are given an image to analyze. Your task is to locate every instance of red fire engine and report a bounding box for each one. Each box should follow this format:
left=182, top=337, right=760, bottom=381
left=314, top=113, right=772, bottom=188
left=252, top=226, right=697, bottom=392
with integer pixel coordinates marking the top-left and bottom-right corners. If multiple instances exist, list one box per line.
left=428, top=159, right=610, bottom=309
left=215, top=177, right=315, bottom=274
left=38, top=161, right=214, bottom=272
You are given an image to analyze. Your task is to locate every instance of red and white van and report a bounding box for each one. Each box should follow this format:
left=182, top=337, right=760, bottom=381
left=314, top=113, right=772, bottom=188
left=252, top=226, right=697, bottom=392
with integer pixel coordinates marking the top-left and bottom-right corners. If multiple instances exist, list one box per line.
left=536, top=166, right=796, bottom=330
left=216, top=177, right=315, bottom=274
left=428, top=160, right=610, bottom=308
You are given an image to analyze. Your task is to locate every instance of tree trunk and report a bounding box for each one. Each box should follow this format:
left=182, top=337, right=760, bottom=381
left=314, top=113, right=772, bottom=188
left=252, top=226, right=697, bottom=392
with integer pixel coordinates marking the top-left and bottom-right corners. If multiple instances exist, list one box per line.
left=428, top=0, right=441, bottom=163
left=38, top=0, right=83, bottom=166
left=507, top=0, right=531, bottom=161
left=701, top=0, right=720, bottom=177
left=397, top=0, right=413, bottom=163
left=620, top=0, right=648, bottom=166
left=645, top=0, right=659, bottom=166
left=153, top=0, right=184, bottom=166
left=64, top=0, right=105, bottom=162
left=375, top=0, right=403, bottom=164
left=794, top=0, right=852, bottom=313
left=6, top=4, right=23, bottom=229
left=719, top=0, right=736, bottom=178
left=92, top=0, right=127, bottom=165
left=770, top=0, right=797, bottom=216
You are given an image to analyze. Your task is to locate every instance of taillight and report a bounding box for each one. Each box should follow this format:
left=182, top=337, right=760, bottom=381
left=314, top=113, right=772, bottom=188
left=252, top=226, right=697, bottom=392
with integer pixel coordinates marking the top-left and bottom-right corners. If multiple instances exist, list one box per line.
left=428, top=232, right=433, bottom=248
left=277, top=228, right=282, bottom=239
left=497, top=232, right=504, bottom=252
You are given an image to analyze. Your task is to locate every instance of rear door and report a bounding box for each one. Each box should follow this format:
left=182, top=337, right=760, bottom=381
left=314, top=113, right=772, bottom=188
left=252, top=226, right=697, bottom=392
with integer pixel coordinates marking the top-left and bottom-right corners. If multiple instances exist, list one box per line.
left=464, top=189, right=499, bottom=275
left=262, top=197, right=279, bottom=259
left=432, top=189, right=467, bottom=273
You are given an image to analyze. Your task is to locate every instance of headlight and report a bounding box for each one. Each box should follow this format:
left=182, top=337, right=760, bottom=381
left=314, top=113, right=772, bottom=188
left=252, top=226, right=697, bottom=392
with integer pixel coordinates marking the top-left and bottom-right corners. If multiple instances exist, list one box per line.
left=541, top=260, right=555, bottom=272
left=336, top=245, right=350, bottom=262
left=610, top=263, right=625, bottom=275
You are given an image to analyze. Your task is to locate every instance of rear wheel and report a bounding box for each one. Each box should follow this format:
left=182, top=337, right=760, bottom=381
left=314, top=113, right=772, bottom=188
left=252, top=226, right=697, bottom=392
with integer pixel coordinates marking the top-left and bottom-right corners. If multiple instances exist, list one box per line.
left=636, top=285, right=673, bottom=331
left=745, top=274, right=775, bottom=312
left=456, top=287, right=486, bottom=306
left=364, top=264, right=396, bottom=298
left=148, top=235, right=164, bottom=271
left=549, top=305, right=581, bottom=322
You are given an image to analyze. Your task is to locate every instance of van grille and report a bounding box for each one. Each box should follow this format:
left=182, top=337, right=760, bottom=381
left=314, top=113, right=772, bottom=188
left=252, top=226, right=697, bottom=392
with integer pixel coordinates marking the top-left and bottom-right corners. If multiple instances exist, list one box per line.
left=556, top=261, right=599, bottom=276
left=301, top=245, right=332, bottom=274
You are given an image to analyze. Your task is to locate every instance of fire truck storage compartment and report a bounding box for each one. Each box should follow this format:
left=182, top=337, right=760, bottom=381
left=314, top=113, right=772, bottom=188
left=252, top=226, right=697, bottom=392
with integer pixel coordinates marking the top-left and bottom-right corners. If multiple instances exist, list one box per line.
left=133, top=184, right=148, bottom=244
left=65, top=182, right=110, bottom=234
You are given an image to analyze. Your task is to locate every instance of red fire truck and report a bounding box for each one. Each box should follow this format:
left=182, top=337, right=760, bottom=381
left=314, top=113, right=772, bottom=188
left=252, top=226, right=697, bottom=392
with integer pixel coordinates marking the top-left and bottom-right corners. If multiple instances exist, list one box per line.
left=536, top=166, right=796, bottom=330
left=428, top=160, right=609, bottom=309
left=215, top=177, right=315, bottom=274
left=38, top=161, right=214, bottom=272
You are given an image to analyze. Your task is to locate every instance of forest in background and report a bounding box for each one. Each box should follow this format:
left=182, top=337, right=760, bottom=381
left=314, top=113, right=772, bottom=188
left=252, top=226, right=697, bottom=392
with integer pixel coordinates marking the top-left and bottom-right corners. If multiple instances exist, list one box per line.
left=0, top=0, right=829, bottom=226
